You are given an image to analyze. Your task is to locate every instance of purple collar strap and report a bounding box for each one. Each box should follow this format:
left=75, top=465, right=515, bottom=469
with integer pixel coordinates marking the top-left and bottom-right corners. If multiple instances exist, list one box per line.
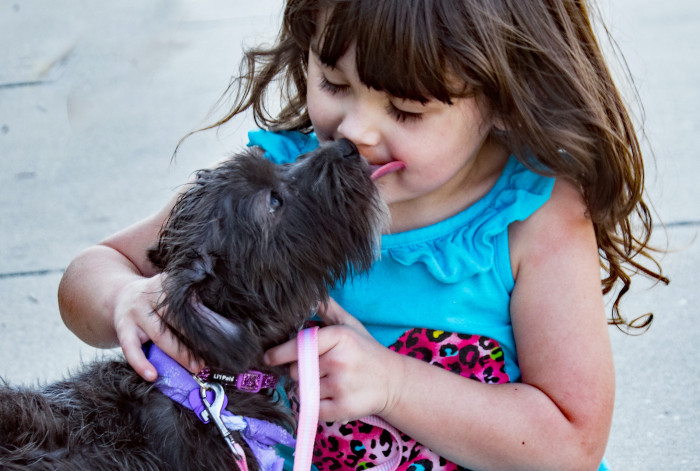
left=145, top=343, right=295, bottom=471
left=196, top=368, right=278, bottom=394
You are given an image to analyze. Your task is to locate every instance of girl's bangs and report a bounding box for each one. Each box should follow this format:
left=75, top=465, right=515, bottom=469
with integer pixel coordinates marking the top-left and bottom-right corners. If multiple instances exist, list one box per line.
left=316, top=0, right=461, bottom=104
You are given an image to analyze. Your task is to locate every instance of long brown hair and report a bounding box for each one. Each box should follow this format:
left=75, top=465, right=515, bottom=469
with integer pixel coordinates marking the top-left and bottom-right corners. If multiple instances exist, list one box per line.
left=205, top=0, right=668, bottom=331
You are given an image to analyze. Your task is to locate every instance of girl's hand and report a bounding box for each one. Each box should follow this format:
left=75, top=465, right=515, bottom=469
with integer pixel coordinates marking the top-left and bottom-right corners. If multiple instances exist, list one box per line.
left=264, top=299, right=403, bottom=423
left=113, top=273, right=203, bottom=381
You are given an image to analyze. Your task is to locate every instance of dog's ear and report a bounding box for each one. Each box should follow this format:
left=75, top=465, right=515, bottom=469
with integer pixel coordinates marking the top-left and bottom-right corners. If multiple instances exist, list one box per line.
left=147, top=164, right=263, bottom=370
left=157, top=249, right=262, bottom=371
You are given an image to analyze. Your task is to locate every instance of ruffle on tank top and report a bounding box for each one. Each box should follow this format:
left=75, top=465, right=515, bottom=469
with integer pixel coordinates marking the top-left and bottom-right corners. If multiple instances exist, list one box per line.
left=380, top=155, right=554, bottom=287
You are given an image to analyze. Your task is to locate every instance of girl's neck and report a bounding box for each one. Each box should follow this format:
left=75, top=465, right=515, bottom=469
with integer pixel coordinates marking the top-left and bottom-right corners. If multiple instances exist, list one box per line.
left=387, top=139, right=510, bottom=234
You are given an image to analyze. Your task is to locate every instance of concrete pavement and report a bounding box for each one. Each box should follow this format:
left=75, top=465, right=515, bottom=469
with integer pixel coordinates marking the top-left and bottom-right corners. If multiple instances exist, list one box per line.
left=1, top=0, right=698, bottom=468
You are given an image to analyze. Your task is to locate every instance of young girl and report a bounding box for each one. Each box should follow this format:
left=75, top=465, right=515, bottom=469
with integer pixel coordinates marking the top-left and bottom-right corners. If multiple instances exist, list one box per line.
left=58, top=1, right=666, bottom=470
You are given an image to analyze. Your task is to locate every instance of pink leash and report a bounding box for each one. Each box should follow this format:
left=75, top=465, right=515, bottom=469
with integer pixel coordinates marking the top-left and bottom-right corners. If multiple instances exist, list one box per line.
left=293, top=327, right=321, bottom=471
left=292, top=326, right=402, bottom=471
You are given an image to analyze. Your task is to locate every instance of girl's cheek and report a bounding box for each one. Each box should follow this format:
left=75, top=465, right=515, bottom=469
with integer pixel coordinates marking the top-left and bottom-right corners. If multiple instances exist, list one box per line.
left=308, top=108, right=336, bottom=142
left=311, top=122, right=332, bottom=142
left=308, top=90, right=344, bottom=141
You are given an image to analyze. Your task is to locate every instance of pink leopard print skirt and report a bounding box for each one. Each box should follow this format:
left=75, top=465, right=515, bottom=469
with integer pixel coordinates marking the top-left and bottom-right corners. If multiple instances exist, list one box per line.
left=309, top=328, right=511, bottom=470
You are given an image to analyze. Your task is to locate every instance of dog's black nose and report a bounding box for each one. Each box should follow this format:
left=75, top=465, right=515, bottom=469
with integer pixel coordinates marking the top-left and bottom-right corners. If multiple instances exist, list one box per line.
left=335, top=138, right=359, bottom=159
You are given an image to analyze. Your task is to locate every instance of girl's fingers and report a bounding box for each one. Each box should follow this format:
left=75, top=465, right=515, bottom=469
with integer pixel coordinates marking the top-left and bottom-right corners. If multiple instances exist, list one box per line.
left=121, top=322, right=203, bottom=379
left=266, top=298, right=365, bottom=369
left=153, top=327, right=204, bottom=374
left=263, top=321, right=343, bottom=367
left=145, top=308, right=204, bottom=373
left=318, top=298, right=357, bottom=327
left=264, top=324, right=343, bottom=376
left=264, top=336, right=299, bottom=367
left=288, top=361, right=299, bottom=382
left=119, top=329, right=158, bottom=381
left=318, top=298, right=371, bottom=337
left=317, top=377, right=359, bottom=423
left=115, top=274, right=203, bottom=377
left=319, top=399, right=347, bottom=424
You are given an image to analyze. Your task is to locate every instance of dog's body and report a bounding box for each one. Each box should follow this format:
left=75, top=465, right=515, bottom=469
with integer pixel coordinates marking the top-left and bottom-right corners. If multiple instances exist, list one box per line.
left=0, top=139, right=387, bottom=470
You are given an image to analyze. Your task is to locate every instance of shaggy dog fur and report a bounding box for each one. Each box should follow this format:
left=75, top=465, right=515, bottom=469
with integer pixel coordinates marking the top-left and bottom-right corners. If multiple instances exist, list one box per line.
left=0, top=139, right=387, bottom=470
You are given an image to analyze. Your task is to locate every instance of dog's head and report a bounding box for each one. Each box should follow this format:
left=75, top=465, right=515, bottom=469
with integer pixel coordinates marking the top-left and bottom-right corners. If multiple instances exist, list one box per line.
left=148, top=138, right=387, bottom=371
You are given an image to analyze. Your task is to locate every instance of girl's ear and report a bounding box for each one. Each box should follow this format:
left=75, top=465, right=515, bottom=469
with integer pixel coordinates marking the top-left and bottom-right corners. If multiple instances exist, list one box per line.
left=489, top=119, right=508, bottom=144
left=491, top=113, right=507, bottom=134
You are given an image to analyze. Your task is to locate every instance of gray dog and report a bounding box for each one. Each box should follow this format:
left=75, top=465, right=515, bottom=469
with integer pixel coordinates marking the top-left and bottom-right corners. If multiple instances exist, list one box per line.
left=0, top=138, right=387, bottom=471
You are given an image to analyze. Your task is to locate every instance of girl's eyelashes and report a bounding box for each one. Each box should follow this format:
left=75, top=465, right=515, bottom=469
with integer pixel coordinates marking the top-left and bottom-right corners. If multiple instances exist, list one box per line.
left=386, top=103, right=423, bottom=123
left=319, top=76, right=349, bottom=95
left=319, top=75, right=423, bottom=123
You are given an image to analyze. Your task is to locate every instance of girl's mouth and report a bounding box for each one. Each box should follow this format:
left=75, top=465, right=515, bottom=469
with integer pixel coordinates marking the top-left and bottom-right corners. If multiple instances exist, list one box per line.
left=370, top=161, right=406, bottom=180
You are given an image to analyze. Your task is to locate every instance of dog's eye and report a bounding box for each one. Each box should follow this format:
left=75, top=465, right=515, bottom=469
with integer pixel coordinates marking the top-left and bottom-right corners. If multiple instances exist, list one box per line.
left=269, top=191, right=283, bottom=213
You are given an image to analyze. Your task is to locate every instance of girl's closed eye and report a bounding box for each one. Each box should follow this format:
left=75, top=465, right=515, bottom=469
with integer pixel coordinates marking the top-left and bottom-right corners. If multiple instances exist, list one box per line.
left=320, top=75, right=423, bottom=123
left=386, top=102, right=423, bottom=123
left=319, top=76, right=349, bottom=95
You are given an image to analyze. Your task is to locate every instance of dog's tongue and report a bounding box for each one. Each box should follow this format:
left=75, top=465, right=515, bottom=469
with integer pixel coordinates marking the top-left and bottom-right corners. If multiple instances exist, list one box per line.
left=371, top=161, right=406, bottom=180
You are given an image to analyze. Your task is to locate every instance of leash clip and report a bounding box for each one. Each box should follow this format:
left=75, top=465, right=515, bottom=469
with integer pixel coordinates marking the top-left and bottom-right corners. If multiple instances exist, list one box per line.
left=199, top=381, right=246, bottom=466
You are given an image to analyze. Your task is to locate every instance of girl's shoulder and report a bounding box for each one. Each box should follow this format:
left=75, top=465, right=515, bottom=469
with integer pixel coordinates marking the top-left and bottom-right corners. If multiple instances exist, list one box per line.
left=508, top=178, right=595, bottom=281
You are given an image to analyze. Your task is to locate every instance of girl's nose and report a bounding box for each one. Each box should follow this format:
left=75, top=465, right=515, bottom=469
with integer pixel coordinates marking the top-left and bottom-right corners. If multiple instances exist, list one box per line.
left=336, top=105, right=381, bottom=151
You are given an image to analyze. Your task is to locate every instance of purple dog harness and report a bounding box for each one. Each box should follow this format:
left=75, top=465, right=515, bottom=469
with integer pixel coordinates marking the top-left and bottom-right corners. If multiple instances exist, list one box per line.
left=146, top=326, right=326, bottom=471
left=146, top=343, right=295, bottom=471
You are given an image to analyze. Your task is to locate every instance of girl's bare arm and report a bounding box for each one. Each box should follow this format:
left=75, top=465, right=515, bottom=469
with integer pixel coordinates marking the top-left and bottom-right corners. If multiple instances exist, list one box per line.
left=58, top=192, right=201, bottom=380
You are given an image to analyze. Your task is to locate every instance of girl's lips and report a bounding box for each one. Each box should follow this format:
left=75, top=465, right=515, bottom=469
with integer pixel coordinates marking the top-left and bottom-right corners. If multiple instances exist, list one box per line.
left=370, top=161, right=406, bottom=180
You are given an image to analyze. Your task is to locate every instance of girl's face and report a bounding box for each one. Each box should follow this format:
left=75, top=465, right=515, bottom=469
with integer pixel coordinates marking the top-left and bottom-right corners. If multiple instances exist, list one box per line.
left=307, top=43, right=509, bottom=232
